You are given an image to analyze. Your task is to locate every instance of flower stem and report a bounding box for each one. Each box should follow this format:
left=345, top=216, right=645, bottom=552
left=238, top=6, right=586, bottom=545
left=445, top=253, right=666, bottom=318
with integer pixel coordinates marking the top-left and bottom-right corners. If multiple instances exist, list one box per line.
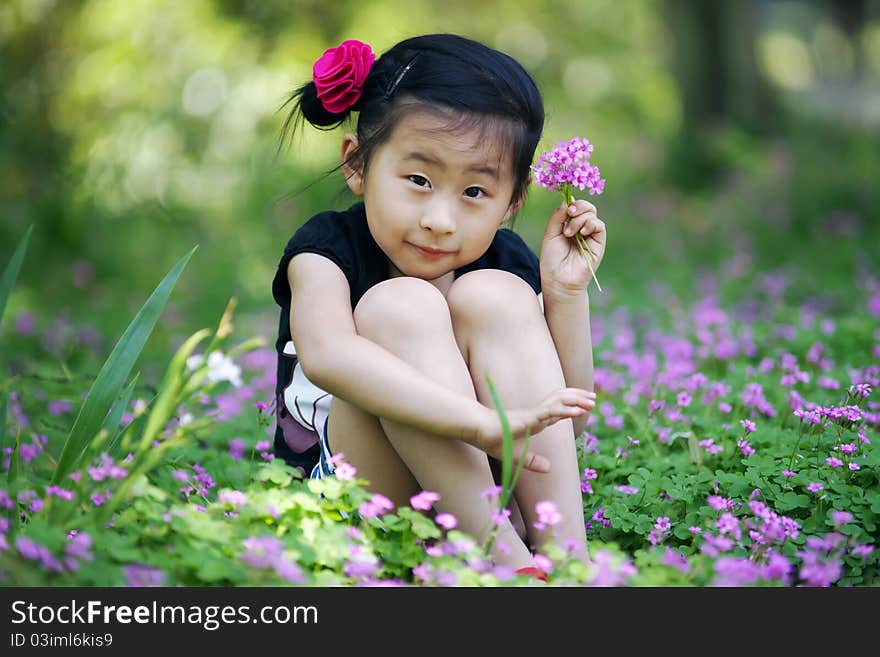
left=563, top=185, right=602, bottom=292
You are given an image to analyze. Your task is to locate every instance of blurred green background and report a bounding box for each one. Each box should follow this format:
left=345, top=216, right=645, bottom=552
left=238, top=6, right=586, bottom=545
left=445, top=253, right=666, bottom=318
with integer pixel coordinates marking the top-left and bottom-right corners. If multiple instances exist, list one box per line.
left=2, top=0, right=879, bottom=368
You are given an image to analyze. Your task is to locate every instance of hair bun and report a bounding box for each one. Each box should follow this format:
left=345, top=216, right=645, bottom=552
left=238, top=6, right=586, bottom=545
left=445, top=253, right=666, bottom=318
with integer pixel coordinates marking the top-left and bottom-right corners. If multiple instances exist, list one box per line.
left=298, top=81, right=350, bottom=128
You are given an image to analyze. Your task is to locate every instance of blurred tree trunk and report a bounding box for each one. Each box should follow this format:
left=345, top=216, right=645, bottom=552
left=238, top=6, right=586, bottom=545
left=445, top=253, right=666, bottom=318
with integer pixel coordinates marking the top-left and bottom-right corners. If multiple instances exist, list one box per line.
left=663, top=0, right=780, bottom=185
left=0, top=2, right=84, bottom=251
left=827, top=0, right=868, bottom=77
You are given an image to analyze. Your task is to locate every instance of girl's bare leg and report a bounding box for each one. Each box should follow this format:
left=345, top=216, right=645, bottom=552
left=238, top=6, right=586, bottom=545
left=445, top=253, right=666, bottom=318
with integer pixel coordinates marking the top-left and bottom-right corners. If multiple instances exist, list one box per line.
left=447, top=269, right=590, bottom=564
left=328, top=277, right=534, bottom=569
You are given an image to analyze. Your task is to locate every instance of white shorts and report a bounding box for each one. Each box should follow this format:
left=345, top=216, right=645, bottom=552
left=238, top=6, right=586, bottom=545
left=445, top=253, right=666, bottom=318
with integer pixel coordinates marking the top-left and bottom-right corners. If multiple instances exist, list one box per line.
left=279, top=340, right=335, bottom=479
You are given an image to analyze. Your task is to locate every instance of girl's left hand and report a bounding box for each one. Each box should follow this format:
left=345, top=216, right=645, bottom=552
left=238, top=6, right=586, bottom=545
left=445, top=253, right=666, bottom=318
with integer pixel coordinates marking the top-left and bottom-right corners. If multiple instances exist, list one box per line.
left=539, top=199, right=606, bottom=296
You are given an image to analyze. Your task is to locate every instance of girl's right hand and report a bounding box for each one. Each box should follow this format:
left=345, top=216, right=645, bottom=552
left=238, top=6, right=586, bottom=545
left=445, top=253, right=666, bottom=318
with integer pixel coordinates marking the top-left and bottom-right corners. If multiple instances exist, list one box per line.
left=473, top=387, right=596, bottom=473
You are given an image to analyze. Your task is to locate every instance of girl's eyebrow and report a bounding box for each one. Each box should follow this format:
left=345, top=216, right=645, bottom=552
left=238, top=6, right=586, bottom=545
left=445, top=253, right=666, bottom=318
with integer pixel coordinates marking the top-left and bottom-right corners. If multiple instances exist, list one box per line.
left=402, top=151, right=499, bottom=181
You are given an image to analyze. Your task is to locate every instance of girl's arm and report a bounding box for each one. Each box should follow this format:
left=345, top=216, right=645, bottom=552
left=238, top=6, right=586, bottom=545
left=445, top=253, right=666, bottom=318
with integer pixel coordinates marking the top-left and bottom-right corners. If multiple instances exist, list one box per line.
left=537, top=199, right=606, bottom=438
left=540, top=289, right=594, bottom=437
left=287, top=253, right=593, bottom=472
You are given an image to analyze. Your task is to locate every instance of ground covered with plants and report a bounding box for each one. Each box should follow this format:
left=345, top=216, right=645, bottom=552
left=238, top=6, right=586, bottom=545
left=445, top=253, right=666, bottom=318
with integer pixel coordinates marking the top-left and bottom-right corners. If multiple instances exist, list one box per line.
left=2, top=219, right=877, bottom=587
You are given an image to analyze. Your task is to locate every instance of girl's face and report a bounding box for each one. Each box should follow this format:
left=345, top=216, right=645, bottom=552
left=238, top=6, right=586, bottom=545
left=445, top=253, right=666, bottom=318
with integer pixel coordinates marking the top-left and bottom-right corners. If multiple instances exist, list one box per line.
left=342, top=110, right=521, bottom=288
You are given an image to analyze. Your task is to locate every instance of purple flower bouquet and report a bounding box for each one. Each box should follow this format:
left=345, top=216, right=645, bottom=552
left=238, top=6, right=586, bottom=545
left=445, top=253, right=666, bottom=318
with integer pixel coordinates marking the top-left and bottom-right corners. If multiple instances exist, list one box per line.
left=531, top=136, right=605, bottom=291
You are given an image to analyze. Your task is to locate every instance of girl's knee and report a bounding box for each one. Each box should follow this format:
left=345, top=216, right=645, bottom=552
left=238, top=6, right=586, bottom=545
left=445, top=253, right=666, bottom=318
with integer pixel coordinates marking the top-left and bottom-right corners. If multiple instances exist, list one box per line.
left=353, top=276, right=450, bottom=338
left=447, top=270, right=541, bottom=327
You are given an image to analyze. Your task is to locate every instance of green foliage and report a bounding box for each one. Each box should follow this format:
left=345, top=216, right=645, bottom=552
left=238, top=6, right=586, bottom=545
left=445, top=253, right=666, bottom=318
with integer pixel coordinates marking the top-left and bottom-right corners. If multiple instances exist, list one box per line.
left=52, top=247, right=197, bottom=483
left=0, top=225, right=32, bottom=328
left=1, top=0, right=878, bottom=588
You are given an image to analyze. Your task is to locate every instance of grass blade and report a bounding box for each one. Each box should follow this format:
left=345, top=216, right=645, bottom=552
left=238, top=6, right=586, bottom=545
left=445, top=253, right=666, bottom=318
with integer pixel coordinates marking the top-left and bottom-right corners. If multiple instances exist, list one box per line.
left=0, top=224, right=33, bottom=326
left=6, top=433, right=21, bottom=485
left=0, top=393, right=7, bottom=455
left=485, top=375, right=513, bottom=496
left=102, top=372, right=140, bottom=438
left=103, top=373, right=140, bottom=455
left=51, top=246, right=197, bottom=483
left=485, top=374, right=532, bottom=515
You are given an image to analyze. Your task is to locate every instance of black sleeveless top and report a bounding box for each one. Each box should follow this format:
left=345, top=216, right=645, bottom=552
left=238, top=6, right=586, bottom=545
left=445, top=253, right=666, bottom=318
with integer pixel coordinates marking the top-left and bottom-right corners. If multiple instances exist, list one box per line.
left=271, top=201, right=541, bottom=473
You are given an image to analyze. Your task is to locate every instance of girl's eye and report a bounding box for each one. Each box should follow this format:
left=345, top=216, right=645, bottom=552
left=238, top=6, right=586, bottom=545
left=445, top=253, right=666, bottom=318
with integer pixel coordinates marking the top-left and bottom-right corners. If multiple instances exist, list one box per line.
left=464, top=186, right=486, bottom=199
left=409, top=175, right=429, bottom=188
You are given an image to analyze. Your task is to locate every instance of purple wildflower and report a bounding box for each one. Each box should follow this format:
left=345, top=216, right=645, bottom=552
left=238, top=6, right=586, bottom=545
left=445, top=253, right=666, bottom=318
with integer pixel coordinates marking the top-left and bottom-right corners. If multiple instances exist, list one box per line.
left=534, top=500, right=562, bottom=531
left=65, top=531, right=93, bottom=562
left=124, top=564, right=166, bottom=587
left=592, top=508, right=611, bottom=529
left=435, top=513, right=457, bottom=530
left=20, top=442, right=41, bottom=463
left=274, top=558, right=305, bottom=584
left=587, top=551, right=637, bottom=587
left=717, top=513, right=742, bottom=541
left=660, top=547, right=691, bottom=574
left=218, top=490, right=247, bottom=507
left=851, top=544, right=874, bottom=560
left=359, top=493, right=394, bottom=519
left=707, top=495, right=734, bottom=511
left=335, top=462, right=357, bottom=480
left=699, top=438, right=723, bottom=455
left=228, top=438, right=246, bottom=460
left=241, top=536, right=284, bottom=569
left=491, top=508, right=512, bottom=525
left=701, top=534, right=734, bottom=557
left=737, top=439, right=755, bottom=456
left=481, top=485, right=503, bottom=500
left=531, top=136, right=605, bottom=195
left=761, top=551, right=793, bottom=585
left=410, top=491, right=440, bottom=512
left=712, top=557, right=761, bottom=586
left=48, top=399, right=73, bottom=416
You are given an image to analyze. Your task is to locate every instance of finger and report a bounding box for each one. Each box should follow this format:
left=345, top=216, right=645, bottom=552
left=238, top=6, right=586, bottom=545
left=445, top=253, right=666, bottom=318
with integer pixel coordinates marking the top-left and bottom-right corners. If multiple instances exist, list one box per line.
left=520, top=452, right=551, bottom=474
left=544, top=201, right=571, bottom=239
left=567, top=199, right=597, bottom=217
left=563, top=212, right=594, bottom=237
left=557, top=392, right=595, bottom=413
left=560, top=387, right=598, bottom=404
left=579, top=217, right=606, bottom=238
left=537, top=404, right=588, bottom=428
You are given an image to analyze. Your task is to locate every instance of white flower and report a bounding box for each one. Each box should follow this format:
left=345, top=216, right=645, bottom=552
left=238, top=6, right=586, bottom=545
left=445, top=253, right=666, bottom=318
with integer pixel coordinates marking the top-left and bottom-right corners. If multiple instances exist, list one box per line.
left=186, top=350, right=242, bottom=387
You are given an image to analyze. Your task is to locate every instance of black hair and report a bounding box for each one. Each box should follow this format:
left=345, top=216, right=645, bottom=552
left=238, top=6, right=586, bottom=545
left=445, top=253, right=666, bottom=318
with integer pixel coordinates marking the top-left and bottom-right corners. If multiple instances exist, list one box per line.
left=278, top=33, right=545, bottom=217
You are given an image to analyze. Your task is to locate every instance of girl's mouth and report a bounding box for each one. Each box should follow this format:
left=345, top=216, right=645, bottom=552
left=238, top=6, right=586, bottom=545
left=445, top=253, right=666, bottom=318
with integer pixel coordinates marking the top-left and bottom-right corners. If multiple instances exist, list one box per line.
left=409, top=243, right=454, bottom=260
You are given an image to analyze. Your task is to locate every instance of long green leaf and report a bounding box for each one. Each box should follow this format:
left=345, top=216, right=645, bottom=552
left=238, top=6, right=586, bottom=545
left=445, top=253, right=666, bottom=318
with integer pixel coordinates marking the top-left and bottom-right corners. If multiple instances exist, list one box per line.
left=0, top=393, right=7, bottom=455
left=7, top=433, right=21, bottom=486
left=485, top=374, right=531, bottom=515
left=508, top=431, right=531, bottom=505
left=0, top=224, right=33, bottom=326
left=485, top=375, right=513, bottom=497
left=137, top=328, right=211, bottom=452
left=103, top=373, right=140, bottom=456
left=51, top=246, right=197, bottom=483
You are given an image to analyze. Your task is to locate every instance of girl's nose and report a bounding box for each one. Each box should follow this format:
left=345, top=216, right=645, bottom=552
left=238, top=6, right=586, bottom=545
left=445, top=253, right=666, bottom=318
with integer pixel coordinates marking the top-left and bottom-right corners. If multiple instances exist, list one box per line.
left=419, top=202, right=456, bottom=234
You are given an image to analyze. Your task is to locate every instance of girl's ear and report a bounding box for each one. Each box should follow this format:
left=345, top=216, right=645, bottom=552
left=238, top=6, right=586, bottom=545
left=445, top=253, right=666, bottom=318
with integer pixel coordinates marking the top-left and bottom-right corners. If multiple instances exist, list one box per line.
left=341, top=133, right=364, bottom=196
left=502, top=178, right=530, bottom=223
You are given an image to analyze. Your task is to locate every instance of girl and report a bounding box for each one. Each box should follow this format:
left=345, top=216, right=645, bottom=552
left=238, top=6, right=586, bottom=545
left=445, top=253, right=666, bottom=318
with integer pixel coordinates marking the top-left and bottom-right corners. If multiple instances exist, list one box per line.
left=272, top=34, right=606, bottom=574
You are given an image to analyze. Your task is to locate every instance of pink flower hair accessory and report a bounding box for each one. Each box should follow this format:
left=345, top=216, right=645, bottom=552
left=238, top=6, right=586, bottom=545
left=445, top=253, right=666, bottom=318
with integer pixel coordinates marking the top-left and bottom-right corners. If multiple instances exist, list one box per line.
left=313, top=39, right=376, bottom=114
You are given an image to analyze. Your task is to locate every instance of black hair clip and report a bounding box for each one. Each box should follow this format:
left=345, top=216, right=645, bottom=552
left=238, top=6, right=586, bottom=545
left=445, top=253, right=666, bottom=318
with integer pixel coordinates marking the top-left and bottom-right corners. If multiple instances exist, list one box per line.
left=384, top=53, right=420, bottom=101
